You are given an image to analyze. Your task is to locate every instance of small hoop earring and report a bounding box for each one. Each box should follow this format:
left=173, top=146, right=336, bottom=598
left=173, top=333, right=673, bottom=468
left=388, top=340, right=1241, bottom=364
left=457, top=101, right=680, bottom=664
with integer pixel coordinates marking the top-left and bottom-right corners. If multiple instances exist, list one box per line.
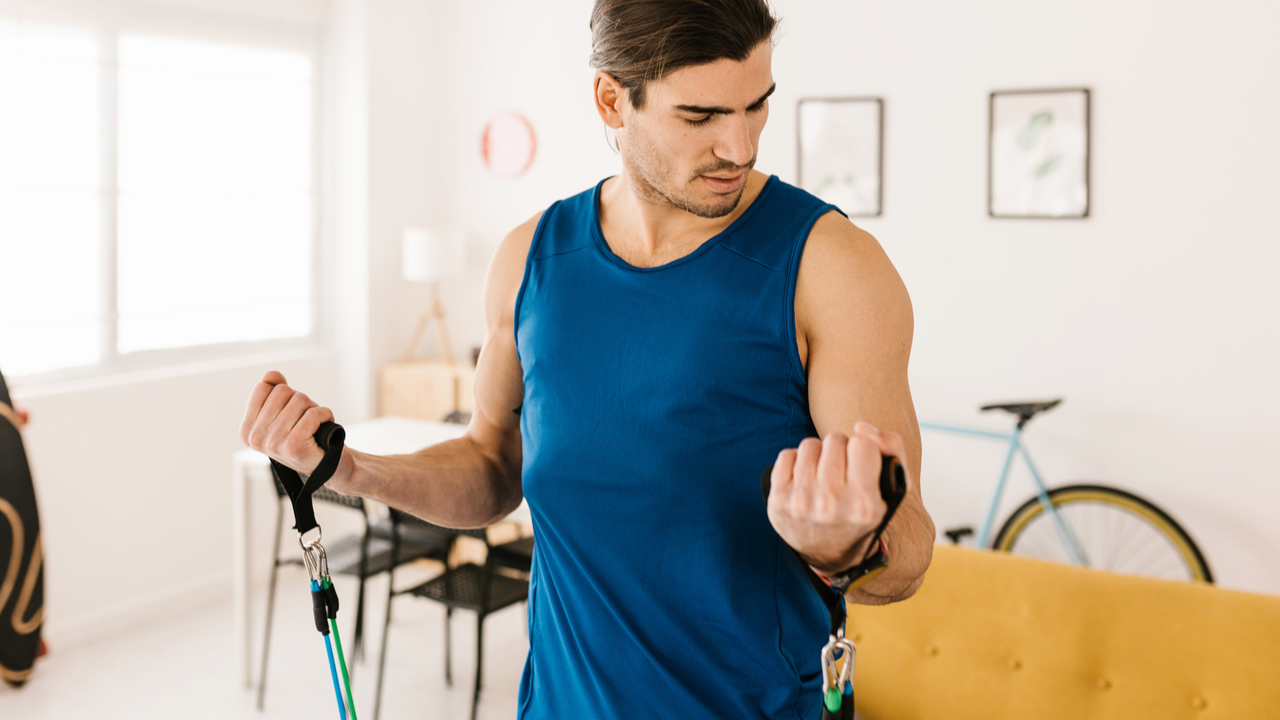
left=603, top=124, right=619, bottom=154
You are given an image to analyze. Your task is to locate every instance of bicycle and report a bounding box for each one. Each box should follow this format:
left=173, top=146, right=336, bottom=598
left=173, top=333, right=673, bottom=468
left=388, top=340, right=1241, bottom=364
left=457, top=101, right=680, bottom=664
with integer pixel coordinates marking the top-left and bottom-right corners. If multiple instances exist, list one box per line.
left=922, top=399, right=1213, bottom=583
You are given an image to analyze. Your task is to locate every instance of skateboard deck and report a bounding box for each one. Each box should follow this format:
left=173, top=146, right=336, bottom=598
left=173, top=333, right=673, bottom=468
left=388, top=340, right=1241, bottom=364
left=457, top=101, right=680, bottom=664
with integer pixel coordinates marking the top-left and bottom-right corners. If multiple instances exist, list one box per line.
left=0, top=369, right=43, bottom=687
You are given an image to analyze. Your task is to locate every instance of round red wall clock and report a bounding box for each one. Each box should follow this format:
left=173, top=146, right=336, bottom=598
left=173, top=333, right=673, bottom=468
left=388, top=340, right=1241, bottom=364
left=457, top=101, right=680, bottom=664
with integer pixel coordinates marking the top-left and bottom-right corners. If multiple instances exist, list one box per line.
left=481, top=113, right=536, bottom=179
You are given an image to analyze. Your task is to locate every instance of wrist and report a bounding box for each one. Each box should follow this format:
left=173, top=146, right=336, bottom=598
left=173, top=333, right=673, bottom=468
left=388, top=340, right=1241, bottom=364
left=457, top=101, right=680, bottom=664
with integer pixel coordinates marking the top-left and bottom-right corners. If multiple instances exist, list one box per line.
left=329, top=447, right=367, bottom=497
left=816, top=535, right=890, bottom=595
left=808, top=531, right=879, bottom=577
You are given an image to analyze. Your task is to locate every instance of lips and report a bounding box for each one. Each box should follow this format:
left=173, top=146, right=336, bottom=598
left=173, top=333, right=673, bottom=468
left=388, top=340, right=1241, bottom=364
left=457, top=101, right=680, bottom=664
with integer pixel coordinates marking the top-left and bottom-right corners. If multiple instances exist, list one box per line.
left=701, top=173, right=745, bottom=193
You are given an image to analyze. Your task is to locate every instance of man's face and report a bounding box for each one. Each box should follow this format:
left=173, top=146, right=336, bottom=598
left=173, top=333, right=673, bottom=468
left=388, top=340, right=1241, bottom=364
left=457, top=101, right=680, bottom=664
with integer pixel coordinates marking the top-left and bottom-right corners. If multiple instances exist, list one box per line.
left=618, top=42, right=774, bottom=219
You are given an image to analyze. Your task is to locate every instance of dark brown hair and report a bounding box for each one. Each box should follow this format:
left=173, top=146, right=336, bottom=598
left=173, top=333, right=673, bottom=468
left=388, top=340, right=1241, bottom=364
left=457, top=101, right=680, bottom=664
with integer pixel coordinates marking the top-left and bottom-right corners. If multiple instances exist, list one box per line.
left=590, top=0, right=778, bottom=109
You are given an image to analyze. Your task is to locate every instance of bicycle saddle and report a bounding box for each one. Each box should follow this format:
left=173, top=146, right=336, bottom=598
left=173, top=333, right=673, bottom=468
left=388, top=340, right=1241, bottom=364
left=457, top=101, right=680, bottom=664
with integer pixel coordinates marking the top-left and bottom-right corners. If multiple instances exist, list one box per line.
left=980, top=399, right=1062, bottom=427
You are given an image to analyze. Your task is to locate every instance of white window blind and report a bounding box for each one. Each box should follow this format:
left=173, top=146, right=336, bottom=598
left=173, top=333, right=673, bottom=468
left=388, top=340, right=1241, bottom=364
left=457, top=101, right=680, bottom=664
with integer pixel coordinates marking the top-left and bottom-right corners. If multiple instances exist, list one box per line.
left=0, top=9, right=318, bottom=381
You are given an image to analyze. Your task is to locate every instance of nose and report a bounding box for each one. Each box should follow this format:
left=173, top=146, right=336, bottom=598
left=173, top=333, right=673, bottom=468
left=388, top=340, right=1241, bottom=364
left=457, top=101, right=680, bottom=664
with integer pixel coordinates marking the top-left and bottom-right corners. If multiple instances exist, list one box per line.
left=713, top=114, right=754, bottom=168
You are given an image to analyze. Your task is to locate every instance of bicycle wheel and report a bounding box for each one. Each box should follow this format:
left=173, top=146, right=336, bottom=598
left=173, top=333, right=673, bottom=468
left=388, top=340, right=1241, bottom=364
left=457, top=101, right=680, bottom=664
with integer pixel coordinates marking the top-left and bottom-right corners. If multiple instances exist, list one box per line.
left=992, top=484, right=1213, bottom=583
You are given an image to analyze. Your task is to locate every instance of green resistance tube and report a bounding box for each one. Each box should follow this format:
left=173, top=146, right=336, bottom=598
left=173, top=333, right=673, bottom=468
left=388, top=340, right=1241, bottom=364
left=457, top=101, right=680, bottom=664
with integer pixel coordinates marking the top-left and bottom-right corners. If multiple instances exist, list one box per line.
left=324, top=579, right=359, bottom=720
left=824, top=687, right=842, bottom=713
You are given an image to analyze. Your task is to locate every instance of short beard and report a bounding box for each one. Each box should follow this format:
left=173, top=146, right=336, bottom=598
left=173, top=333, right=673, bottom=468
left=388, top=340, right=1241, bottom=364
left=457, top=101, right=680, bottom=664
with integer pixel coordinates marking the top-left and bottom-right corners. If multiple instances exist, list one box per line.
left=660, top=161, right=753, bottom=219
left=622, top=128, right=755, bottom=219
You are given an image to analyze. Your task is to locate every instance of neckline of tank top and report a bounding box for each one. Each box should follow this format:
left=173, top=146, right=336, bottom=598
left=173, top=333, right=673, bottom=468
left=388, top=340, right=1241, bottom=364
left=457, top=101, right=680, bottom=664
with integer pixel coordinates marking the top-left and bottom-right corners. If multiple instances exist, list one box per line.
left=589, top=173, right=781, bottom=273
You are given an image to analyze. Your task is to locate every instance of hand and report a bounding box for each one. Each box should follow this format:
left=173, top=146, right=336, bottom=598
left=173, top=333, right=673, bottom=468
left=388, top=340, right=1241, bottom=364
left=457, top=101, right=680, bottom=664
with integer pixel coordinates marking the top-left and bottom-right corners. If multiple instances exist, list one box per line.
left=15, top=407, right=29, bottom=425
left=240, top=371, right=352, bottom=491
left=766, top=422, right=909, bottom=575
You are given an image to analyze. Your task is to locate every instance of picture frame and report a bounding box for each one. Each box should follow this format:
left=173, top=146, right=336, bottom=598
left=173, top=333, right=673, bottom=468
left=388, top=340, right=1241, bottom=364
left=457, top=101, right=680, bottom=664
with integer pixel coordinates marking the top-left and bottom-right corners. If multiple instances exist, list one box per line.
left=988, top=87, right=1091, bottom=219
left=797, top=97, right=883, bottom=217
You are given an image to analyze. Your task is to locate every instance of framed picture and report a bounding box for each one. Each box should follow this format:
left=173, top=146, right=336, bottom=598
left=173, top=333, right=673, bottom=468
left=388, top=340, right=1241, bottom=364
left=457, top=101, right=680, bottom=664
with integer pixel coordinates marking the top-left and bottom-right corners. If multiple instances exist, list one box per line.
left=989, top=88, right=1091, bottom=218
left=797, top=97, right=883, bottom=217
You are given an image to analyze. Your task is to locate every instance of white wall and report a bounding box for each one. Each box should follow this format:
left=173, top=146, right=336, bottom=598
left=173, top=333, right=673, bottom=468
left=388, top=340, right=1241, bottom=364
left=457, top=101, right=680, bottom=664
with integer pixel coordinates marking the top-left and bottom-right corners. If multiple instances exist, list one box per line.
left=12, top=351, right=336, bottom=647
left=362, top=0, right=1279, bottom=594
left=328, top=0, right=374, bottom=423
left=363, top=0, right=614, bottom=376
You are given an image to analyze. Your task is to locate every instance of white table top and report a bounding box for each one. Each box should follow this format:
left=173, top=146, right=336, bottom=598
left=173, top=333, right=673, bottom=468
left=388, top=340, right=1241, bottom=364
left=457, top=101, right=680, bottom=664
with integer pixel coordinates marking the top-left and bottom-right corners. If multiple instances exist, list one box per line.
left=236, top=415, right=529, bottom=525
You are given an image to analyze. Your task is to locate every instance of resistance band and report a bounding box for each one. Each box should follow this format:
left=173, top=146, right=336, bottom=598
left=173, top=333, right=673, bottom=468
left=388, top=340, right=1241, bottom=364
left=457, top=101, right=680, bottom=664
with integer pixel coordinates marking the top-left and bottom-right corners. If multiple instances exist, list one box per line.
left=271, top=421, right=359, bottom=720
left=762, top=455, right=907, bottom=720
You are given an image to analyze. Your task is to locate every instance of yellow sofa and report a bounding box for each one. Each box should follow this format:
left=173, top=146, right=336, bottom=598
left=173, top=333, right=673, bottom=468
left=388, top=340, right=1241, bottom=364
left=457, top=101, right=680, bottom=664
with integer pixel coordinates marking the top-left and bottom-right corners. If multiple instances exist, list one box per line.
left=846, top=545, right=1280, bottom=719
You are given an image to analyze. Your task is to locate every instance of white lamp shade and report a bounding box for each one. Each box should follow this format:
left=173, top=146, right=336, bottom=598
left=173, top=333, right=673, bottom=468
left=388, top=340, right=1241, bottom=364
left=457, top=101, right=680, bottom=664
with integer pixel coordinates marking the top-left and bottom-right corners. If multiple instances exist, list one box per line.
left=402, top=228, right=464, bottom=283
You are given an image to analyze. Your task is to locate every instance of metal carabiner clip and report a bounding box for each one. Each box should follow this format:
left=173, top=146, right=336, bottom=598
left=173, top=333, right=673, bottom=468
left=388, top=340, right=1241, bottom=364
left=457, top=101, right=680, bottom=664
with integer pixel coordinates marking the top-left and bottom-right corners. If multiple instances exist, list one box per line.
left=299, top=526, right=323, bottom=551
left=820, top=631, right=857, bottom=716
left=834, top=636, right=856, bottom=689
left=300, top=536, right=330, bottom=584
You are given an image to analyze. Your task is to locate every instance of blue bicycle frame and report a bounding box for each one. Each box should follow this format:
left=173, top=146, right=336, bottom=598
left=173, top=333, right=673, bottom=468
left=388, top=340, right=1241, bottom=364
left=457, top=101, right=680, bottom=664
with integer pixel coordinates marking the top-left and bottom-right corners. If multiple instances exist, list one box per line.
left=919, top=421, right=1090, bottom=566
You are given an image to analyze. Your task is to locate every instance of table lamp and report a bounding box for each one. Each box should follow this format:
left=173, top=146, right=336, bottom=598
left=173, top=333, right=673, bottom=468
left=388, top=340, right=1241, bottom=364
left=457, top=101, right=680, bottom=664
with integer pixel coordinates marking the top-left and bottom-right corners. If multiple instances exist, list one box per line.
left=402, top=227, right=462, bottom=364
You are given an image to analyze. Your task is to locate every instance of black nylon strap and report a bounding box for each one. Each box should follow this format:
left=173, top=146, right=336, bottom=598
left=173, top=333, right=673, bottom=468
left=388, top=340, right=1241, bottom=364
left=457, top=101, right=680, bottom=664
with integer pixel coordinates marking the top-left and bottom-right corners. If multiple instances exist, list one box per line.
left=761, top=455, right=908, bottom=637
left=270, top=421, right=346, bottom=537
left=866, top=457, right=908, bottom=564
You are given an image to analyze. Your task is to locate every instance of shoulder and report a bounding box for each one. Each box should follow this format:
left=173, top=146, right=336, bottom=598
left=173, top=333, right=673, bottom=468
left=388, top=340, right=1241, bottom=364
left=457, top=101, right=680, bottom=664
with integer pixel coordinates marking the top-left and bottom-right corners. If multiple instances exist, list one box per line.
left=802, top=212, right=896, bottom=281
left=485, top=211, right=544, bottom=325
left=795, top=212, right=913, bottom=349
left=489, top=179, right=603, bottom=287
left=497, top=210, right=544, bottom=265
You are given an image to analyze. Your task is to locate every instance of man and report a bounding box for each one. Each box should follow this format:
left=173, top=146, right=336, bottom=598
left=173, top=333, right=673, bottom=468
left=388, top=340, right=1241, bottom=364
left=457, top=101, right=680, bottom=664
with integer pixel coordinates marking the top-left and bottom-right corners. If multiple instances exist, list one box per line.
left=241, top=1, right=935, bottom=717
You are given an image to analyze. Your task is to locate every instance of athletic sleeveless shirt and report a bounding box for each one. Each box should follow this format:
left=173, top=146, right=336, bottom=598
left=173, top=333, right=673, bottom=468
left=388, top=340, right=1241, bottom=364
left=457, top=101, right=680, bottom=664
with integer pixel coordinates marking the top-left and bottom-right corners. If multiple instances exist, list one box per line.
left=515, top=175, right=843, bottom=719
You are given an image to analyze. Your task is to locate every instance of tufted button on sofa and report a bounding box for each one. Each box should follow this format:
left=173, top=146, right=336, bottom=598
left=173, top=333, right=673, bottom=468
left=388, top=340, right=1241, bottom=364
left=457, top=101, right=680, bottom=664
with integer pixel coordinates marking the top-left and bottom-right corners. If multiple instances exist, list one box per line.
left=846, top=545, right=1280, bottom=719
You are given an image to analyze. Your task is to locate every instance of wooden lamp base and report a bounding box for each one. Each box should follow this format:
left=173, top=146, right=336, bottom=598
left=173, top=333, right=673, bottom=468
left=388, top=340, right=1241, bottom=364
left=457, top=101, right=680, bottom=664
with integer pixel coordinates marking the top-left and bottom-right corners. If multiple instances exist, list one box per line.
left=403, top=281, right=455, bottom=365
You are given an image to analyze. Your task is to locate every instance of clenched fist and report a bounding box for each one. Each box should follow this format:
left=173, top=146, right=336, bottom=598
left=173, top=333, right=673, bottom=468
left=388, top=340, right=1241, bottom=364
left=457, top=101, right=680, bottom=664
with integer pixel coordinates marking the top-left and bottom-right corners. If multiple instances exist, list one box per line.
left=240, top=371, right=349, bottom=490
left=766, top=422, right=909, bottom=575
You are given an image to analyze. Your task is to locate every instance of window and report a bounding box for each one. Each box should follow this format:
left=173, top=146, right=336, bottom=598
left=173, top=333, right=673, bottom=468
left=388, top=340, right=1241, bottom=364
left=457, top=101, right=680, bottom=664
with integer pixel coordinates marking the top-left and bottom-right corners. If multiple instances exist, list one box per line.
left=0, top=9, right=318, bottom=381
left=0, top=22, right=102, bottom=377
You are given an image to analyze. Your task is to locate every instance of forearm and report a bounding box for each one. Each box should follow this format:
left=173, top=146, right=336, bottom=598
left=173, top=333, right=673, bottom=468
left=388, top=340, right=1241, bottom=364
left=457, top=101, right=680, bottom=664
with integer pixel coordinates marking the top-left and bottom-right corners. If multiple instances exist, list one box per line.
left=842, top=492, right=934, bottom=606
left=345, top=434, right=522, bottom=529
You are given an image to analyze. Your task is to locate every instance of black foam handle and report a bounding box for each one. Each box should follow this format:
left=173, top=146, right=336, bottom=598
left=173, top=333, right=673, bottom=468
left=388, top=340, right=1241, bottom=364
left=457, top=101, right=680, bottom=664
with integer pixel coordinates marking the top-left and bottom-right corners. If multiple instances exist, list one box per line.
left=314, top=421, right=344, bottom=451
left=879, top=456, right=907, bottom=507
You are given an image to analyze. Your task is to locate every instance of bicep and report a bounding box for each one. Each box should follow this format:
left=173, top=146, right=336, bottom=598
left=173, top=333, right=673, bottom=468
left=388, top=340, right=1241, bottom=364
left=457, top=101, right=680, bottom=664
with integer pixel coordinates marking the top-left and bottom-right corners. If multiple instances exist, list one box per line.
left=465, top=212, right=542, bottom=477
left=797, top=213, right=921, bottom=481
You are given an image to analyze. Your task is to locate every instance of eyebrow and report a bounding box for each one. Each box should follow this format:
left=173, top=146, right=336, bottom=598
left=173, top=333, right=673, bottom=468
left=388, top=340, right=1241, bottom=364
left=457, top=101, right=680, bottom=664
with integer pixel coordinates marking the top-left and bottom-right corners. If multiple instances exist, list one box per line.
left=675, top=83, right=776, bottom=115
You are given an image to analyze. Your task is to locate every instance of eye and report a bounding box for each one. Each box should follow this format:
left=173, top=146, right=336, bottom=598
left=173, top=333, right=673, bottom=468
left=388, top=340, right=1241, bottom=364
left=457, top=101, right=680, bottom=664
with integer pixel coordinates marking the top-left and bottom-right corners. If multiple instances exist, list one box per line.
left=747, top=100, right=768, bottom=113
left=685, top=115, right=713, bottom=126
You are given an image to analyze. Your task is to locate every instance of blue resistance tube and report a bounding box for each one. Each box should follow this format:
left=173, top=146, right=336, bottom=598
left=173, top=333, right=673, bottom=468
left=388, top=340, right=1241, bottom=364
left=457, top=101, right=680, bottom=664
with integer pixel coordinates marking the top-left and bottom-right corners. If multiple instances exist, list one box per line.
left=314, top=579, right=348, bottom=720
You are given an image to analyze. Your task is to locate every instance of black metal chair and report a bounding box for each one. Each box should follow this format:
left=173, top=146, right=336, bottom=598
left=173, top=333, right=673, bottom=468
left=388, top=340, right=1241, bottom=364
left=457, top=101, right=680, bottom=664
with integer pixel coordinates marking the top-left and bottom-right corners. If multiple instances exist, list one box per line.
left=374, top=511, right=530, bottom=720
left=487, top=536, right=534, bottom=574
left=257, top=483, right=455, bottom=710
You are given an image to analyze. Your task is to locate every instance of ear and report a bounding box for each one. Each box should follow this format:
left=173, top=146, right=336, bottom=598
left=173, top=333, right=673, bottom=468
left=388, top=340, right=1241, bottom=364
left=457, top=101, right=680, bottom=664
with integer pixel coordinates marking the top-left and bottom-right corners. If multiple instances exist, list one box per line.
left=594, top=71, right=625, bottom=129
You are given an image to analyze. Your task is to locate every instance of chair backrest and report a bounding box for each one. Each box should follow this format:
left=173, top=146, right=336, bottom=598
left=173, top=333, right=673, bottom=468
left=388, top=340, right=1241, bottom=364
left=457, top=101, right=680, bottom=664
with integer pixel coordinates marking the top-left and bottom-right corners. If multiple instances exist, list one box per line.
left=387, top=507, right=486, bottom=542
left=313, top=486, right=364, bottom=511
left=846, top=545, right=1280, bottom=720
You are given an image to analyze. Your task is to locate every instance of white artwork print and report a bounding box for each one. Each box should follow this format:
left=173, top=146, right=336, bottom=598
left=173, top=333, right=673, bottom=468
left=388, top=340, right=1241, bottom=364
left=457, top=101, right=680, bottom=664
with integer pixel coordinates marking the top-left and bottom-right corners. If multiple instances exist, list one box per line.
left=798, top=99, right=881, bottom=216
left=990, top=90, right=1089, bottom=217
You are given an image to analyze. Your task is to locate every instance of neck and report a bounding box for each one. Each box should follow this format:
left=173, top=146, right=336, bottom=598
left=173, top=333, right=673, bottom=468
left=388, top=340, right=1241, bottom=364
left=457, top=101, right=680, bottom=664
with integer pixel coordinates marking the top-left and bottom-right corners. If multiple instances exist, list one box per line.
left=599, top=168, right=767, bottom=268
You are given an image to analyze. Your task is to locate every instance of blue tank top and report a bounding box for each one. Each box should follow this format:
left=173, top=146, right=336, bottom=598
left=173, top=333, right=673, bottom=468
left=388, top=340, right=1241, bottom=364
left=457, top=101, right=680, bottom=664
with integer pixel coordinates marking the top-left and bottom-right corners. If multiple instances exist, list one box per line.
left=515, top=175, right=842, bottom=720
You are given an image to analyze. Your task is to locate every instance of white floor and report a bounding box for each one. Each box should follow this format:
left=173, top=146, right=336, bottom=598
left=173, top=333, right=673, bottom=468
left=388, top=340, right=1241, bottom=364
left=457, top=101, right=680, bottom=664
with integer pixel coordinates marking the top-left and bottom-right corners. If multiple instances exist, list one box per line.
left=0, top=564, right=531, bottom=720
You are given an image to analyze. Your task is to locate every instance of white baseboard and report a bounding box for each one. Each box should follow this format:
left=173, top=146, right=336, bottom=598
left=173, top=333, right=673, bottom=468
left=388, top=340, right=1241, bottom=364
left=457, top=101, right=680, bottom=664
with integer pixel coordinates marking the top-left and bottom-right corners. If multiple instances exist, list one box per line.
left=41, top=571, right=232, bottom=652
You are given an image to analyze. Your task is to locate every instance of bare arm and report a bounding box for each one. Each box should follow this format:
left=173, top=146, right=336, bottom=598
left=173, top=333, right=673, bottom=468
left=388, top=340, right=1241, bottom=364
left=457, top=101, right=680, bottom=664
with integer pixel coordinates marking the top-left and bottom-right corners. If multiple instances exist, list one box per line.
left=768, top=211, right=934, bottom=605
left=240, top=212, right=542, bottom=528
